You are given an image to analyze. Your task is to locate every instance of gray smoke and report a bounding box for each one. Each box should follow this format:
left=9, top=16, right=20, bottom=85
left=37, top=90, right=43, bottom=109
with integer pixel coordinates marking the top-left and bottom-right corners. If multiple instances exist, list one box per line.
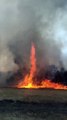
left=0, top=0, right=67, bottom=85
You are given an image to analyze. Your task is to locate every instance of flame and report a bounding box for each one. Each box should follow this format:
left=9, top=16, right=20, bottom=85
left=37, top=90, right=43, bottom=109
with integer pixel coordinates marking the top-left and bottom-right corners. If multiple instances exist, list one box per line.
left=17, top=43, right=67, bottom=90
left=17, top=43, right=36, bottom=88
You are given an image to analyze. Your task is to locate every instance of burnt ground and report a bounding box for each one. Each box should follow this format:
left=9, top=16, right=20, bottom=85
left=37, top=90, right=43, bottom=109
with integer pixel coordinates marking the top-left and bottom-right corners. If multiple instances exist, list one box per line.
left=0, top=100, right=67, bottom=120
left=0, top=89, right=67, bottom=120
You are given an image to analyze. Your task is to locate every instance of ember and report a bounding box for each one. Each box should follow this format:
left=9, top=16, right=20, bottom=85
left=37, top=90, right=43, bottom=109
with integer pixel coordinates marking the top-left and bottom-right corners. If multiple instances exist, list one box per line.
left=17, top=43, right=67, bottom=90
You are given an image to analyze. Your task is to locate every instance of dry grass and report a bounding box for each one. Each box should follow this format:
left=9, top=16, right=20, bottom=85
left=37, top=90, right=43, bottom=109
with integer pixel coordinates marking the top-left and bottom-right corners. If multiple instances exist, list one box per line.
left=0, top=88, right=67, bottom=103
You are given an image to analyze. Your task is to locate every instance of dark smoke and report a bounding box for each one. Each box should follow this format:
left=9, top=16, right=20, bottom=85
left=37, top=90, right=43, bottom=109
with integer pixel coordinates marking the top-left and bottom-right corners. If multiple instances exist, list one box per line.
left=0, top=0, right=67, bottom=86
left=6, top=65, right=67, bottom=87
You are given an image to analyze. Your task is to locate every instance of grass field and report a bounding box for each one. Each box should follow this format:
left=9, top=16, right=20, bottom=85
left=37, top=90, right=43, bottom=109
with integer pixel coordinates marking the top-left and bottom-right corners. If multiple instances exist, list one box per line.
left=0, top=88, right=67, bottom=120
left=0, top=88, right=67, bottom=102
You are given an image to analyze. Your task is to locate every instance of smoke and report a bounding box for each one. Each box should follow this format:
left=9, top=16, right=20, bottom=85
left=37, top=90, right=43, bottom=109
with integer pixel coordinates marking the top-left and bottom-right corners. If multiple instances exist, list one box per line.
left=35, top=0, right=67, bottom=69
left=0, top=0, right=67, bottom=85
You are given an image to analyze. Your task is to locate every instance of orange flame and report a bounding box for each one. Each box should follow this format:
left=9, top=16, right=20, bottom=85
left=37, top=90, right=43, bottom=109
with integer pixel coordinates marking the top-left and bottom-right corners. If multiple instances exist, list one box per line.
left=17, top=43, right=36, bottom=88
left=17, top=43, right=67, bottom=90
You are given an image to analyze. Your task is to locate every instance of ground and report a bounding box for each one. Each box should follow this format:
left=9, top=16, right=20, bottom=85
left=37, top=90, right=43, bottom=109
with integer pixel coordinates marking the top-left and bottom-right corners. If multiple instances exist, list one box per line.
left=0, top=88, right=67, bottom=120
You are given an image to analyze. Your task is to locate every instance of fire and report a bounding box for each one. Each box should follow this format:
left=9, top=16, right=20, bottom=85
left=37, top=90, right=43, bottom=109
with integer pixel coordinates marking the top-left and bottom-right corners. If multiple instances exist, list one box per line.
left=17, top=43, right=36, bottom=89
left=17, top=43, right=67, bottom=90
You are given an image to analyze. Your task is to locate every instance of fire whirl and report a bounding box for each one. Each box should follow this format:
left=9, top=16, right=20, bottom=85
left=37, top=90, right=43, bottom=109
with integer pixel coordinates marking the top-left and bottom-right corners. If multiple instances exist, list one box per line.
left=17, top=43, right=67, bottom=90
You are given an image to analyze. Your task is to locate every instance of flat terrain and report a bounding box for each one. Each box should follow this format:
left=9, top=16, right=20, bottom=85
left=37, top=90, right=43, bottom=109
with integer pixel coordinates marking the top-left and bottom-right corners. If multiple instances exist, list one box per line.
left=0, top=88, right=67, bottom=102
left=0, top=88, right=67, bottom=120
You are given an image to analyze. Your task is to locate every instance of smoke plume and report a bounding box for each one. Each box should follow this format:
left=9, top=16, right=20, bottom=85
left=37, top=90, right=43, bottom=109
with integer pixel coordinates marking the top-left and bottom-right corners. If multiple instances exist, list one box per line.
left=0, top=0, right=67, bottom=86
